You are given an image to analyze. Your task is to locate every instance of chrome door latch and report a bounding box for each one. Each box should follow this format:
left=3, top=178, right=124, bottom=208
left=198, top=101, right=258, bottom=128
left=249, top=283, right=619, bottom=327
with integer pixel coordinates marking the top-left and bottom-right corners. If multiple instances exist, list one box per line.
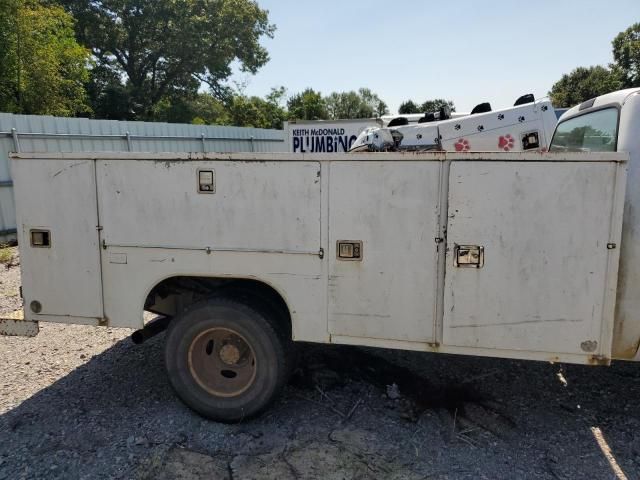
left=454, top=244, right=484, bottom=268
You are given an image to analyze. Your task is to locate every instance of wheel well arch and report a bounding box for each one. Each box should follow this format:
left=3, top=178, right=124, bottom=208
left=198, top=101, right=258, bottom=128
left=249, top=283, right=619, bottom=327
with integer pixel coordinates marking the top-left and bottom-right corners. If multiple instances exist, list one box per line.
left=143, top=275, right=292, bottom=338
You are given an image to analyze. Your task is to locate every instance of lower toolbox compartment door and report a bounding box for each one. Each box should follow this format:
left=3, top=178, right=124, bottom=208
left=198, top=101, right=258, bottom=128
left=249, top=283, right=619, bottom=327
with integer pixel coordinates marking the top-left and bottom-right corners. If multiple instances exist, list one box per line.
left=12, top=158, right=103, bottom=320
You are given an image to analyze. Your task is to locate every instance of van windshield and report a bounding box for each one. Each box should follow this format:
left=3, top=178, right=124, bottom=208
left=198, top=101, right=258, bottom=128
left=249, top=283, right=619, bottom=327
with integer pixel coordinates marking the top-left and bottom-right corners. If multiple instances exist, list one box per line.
left=549, top=107, right=618, bottom=152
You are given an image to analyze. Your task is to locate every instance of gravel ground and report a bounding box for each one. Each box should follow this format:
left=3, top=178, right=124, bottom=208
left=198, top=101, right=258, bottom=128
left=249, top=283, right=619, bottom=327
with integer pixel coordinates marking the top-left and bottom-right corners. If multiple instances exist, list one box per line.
left=1, top=248, right=640, bottom=479
left=0, top=247, right=21, bottom=315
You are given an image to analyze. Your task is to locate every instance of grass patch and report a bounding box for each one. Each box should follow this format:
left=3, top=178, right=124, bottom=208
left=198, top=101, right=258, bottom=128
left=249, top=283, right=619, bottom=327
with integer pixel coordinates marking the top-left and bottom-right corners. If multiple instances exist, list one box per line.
left=0, top=247, right=14, bottom=265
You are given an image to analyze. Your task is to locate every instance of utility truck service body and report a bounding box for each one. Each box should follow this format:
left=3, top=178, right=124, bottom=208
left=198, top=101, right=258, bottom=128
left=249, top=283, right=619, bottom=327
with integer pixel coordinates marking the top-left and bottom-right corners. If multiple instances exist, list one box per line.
left=3, top=88, right=640, bottom=421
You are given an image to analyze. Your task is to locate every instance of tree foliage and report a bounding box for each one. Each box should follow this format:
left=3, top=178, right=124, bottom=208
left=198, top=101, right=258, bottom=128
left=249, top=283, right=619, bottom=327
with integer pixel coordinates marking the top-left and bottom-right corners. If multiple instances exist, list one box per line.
left=325, top=88, right=388, bottom=119
left=0, top=0, right=91, bottom=116
left=358, top=88, right=389, bottom=118
left=152, top=86, right=393, bottom=128
left=226, top=87, right=287, bottom=129
left=398, top=98, right=456, bottom=114
left=287, top=88, right=328, bottom=120
left=612, top=22, right=640, bottom=88
left=549, top=66, right=623, bottom=107
left=86, top=63, right=132, bottom=120
left=61, top=0, right=275, bottom=119
left=149, top=87, right=288, bottom=128
left=398, top=100, right=420, bottom=114
left=152, top=92, right=230, bottom=125
left=421, top=99, right=455, bottom=113
left=549, top=22, right=640, bottom=107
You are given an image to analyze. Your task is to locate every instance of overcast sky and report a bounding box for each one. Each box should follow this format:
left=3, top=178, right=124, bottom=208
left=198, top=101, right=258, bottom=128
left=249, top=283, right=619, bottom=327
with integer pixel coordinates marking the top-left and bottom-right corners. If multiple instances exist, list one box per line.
left=231, top=0, right=640, bottom=114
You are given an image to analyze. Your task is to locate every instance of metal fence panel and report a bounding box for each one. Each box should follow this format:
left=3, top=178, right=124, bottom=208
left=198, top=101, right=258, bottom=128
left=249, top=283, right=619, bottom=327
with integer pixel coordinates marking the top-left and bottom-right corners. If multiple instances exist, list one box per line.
left=0, top=113, right=285, bottom=239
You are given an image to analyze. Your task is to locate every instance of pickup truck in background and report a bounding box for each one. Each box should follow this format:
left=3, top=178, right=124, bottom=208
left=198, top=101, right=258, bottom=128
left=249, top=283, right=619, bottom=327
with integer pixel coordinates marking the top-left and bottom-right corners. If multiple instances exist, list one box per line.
left=2, top=88, right=639, bottom=422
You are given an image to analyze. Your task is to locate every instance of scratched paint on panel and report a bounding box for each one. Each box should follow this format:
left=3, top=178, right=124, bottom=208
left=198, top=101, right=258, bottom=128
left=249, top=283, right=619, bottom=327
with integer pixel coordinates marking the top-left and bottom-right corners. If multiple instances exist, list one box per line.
left=443, top=161, right=621, bottom=356
left=11, top=159, right=103, bottom=319
left=328, top=161, right=441, bottom=343
left=97, top=160, right=321, bottom=253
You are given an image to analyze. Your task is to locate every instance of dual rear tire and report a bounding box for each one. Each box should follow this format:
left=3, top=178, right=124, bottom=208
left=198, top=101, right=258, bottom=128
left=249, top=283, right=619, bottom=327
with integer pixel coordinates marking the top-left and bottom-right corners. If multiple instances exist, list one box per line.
left=164, top=297, right=291, bottom=422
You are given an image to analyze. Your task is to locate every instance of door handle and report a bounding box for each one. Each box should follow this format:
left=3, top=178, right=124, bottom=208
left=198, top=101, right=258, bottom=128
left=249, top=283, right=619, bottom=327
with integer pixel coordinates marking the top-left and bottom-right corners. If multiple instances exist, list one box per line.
left=337, top=240, right=362, bottom=261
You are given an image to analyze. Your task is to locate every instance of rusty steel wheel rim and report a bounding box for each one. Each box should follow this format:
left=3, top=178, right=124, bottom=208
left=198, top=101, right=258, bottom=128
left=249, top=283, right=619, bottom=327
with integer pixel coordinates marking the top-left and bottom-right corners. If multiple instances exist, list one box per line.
left=188, top=327, right=257, bottom=397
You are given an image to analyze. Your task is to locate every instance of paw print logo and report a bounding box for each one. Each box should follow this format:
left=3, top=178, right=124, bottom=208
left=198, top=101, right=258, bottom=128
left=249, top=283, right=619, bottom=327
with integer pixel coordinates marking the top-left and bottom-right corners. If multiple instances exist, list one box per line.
left=498, top=113, right=504, bottom=120
left=454, top=124, right=461, bottom=131
left=541, top=105, right=548, bottom=112
left=518, top=116, right=525, bottom=123
left=454, top=138, right=470, bottom=152
left=498, top=134, right=515, bottom=151
left=477, top=125, right=484, bottom=132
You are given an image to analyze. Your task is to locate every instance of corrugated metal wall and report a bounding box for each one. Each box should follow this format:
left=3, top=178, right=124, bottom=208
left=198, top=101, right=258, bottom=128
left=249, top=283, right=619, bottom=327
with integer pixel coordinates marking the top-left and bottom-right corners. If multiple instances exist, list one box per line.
left=0, top=113, right=286, bottom=239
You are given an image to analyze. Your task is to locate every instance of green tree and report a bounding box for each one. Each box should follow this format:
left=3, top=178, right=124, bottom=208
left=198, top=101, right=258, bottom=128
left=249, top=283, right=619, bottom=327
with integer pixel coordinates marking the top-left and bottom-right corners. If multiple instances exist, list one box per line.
left=227, top=87, right=287, bottom=129
left=398, top=100, right=420, bottom=114
left=398, top=98, right=455, bottom=115
left=549, top=66, right=623, bottom=107
left=420, top=99, right=455, bottom=113
left=0, top=0, right=91, bottom=116
left=152, top=92, right=230, bottom=125
left=86, top=64, right=133, bottom=120
left=325, top=88, right=388, bottom=119
left=612, top=22, right=640, bottom=88
left=61, top=0, right=275, bottom=119
left=358, top=88, right=389, bottom=117
left=287, top=88, right=328, bottom=120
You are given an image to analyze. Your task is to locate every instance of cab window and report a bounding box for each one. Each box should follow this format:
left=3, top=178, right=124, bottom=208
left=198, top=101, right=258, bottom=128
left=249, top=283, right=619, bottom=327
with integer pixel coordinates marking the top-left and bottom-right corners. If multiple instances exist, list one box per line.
left=550, top=108, right=618, bottom=152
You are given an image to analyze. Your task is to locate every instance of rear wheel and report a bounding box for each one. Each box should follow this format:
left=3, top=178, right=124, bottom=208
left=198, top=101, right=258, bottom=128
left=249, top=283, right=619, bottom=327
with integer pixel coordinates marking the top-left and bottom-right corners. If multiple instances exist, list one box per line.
left=165, top=297, right=290, bottom=422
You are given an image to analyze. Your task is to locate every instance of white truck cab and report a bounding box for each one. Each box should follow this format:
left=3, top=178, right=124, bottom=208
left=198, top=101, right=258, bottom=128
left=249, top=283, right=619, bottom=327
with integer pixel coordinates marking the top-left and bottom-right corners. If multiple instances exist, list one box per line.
left=3, top=88, right=639, bottom=422
left=550, top=88, right=640, bottom=360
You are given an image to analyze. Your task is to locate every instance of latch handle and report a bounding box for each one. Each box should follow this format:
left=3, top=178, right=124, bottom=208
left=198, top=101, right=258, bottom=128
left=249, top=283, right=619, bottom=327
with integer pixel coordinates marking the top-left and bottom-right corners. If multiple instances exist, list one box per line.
left=453, top=244, right=484, bottom=268
left=337, top=240, right=362, bottom=261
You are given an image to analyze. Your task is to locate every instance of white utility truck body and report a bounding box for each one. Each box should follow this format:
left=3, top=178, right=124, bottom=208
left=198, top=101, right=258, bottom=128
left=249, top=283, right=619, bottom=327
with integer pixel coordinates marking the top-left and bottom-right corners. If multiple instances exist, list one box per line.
left=4, top=88, right=640, bottom=421
left=8, top=150, right=627, bottom=364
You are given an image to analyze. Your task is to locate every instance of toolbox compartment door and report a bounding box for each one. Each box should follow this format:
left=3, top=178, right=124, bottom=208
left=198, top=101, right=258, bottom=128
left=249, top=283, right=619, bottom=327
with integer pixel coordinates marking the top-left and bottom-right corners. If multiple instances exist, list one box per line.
left=443, top=159, right=626, bottom=359
left=11, top=158, right=103, bottom=320
left=328, top=161, right=441, bottom=343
